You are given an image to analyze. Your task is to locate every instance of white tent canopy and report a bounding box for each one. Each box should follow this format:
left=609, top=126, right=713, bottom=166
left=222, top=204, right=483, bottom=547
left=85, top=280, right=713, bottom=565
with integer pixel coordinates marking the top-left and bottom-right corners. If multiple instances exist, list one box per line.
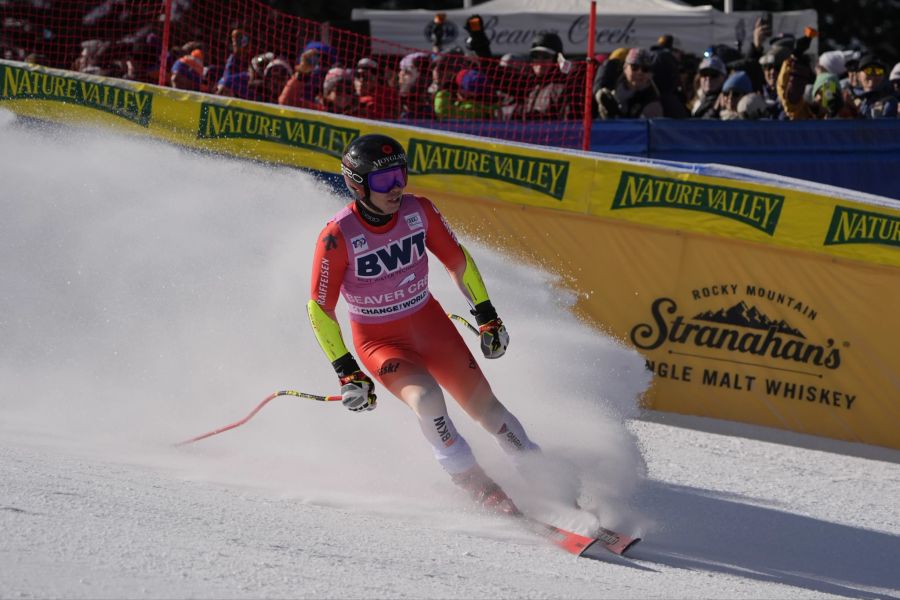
left=456, top=0, right=714, bottom=15
left=350, top=1, right=816, bottom=58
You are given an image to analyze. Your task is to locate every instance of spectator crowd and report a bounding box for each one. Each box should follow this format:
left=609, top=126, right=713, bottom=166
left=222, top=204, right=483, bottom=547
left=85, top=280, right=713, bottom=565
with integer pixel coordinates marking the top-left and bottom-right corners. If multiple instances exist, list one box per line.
left=5, top=8, right=899, bottom=123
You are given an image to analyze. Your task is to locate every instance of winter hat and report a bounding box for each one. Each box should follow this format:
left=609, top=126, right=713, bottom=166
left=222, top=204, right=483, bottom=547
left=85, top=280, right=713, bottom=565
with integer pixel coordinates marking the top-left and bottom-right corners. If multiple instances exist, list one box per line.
left=625, top=48, right=653, bottom=68
left=530, top=32, right=564, bottom=58
left=456, top=69, right=491, bottom=97
left=812, top=72, right=839, bottom=98
left=817, top=50, right=846, bottom=77
left=891, top=63, right=900, bottom=82
left=759, top=44, right=792, bottom=70
left=609, top=47, right=630, bottom=62
left=654, top=34, right=682, bottom=51
left=400, top=52, right=429, bottom=74
left=297, top=41, right=335, bottom=67
left=722, top=71, right=752, bottom=95
left=356, top=57, right=379, bottom=73
left=736, top=93, right=768, bottom=120
left=698, top=55, right=727, bottom=76
left=857, top=54, right=887, bottom=71
left=171, top=48, right=204, bottom=83
left=264, top=57, right=292, bottom=78
left=399, top=52, right=430, bottom=89
left=323, top=67, right=353, bottom=94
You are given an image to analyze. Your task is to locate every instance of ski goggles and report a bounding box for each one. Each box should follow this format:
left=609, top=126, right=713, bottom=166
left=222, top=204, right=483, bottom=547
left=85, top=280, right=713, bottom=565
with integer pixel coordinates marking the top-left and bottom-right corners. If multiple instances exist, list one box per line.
left=367, top=166, right=408, bottom=193
left=861, top=65, right=886, bottom=77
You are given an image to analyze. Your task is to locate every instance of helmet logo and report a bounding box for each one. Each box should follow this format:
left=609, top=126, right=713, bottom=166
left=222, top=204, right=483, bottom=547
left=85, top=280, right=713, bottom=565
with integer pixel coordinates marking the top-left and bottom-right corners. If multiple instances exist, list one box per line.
left=382, top=144, right=393, bottom=154
left=341, top=164, right=364, bottom=183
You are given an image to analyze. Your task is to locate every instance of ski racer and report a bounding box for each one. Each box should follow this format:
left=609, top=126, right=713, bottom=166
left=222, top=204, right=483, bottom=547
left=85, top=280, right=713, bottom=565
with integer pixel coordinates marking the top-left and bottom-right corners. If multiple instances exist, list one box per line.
left=307, top=133, right=541, bottom=515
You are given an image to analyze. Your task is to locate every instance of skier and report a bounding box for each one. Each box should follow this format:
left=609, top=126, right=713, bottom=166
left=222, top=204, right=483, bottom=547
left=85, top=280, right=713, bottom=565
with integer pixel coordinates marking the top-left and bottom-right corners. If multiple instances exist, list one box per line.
left=307, top=133, right=540, bottom=515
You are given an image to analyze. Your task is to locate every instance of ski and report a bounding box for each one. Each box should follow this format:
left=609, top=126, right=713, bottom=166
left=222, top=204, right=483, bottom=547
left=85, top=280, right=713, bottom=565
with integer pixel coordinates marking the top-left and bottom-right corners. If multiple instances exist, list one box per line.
left=519, top=515, right=641, bottom=558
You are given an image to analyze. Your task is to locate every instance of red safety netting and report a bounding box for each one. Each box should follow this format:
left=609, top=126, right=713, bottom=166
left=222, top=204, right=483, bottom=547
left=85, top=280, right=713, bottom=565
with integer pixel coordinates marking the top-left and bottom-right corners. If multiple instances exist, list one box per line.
left=1, top=0, right=590, bottom=148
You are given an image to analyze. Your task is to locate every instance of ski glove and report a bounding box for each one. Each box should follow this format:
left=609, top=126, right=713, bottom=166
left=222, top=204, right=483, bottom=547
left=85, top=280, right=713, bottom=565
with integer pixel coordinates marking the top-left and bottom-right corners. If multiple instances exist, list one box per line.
left=479, top=318, right=509, bottom=359
left=339, top=370, right=377, bottom=412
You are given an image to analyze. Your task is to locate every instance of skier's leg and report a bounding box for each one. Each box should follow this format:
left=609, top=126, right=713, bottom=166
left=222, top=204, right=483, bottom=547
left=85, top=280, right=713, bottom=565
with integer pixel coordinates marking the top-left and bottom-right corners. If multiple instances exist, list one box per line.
left=373, top=359, right=477, bottom=474
left=371, top=358, right=518, bottom=514
left=417, top=312, right=540, bottom=457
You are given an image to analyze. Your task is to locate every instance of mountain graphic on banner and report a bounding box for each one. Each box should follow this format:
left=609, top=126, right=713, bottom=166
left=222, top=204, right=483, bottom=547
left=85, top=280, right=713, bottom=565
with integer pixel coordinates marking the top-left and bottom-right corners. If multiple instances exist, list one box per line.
left=693, top=301, right=806, bottom=339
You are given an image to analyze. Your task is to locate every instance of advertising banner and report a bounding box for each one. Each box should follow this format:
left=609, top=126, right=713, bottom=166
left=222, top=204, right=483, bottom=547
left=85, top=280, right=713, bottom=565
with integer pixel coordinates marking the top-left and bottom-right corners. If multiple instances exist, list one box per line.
left=2, top=60, right=896, bottom=449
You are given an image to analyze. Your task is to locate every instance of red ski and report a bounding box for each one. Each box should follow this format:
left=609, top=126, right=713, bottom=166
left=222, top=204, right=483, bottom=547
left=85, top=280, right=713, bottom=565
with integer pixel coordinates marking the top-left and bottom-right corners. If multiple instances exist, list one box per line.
left=521, top=515, right=640, bottom=557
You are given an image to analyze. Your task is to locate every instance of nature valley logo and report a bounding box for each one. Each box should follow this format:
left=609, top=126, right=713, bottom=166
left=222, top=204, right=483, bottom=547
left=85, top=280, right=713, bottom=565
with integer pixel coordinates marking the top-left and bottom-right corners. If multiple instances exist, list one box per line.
left=407, top=139, right=569, bottom=200
left=197, top=103, right=358, bottom=157
left=612, top=171, right=784, bottom=235
left=824, top=205, right=900, bottom=249
left=0, top=63, right=152, bottom=126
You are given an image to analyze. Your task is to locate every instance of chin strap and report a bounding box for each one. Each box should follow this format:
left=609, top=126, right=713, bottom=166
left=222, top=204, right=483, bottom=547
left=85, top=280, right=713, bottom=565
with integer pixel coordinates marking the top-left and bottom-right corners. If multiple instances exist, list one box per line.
left=355, top=196, right=393, bottom=226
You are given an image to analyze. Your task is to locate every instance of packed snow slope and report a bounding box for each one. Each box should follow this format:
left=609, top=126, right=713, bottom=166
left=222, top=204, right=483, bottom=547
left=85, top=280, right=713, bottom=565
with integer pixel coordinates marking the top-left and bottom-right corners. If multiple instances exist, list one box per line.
left=1, top=110, right=898, bottom=599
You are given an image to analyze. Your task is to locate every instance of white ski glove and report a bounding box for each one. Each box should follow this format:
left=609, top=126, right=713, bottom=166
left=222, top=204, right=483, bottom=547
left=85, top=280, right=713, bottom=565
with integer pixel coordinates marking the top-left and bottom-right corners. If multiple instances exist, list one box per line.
left=478, top=318, right=509, bottom=359
left=339, top=370, right=377, bottom=412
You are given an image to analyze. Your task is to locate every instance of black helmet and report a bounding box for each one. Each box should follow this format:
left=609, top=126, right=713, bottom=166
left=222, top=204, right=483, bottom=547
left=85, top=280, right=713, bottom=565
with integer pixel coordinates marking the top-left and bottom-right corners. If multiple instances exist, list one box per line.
left=341, top=134, right=407, bottom=200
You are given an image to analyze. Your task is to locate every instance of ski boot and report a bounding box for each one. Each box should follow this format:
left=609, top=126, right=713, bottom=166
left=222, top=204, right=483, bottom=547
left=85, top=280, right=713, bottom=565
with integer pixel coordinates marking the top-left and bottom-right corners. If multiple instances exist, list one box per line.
left=451, top=464, right=521, bottom=516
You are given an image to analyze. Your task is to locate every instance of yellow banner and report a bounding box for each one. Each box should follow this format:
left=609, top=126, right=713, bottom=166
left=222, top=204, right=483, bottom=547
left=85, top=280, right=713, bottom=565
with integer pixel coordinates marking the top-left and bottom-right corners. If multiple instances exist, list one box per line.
left=3, top=60, right=898, bottom=449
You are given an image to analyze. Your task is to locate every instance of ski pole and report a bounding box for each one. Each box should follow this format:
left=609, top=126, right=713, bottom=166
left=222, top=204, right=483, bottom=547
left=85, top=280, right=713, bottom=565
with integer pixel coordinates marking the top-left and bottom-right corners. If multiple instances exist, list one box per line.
left=448, top=313, right=479, bottom=336
left=175, top=389, right=341, bottom=447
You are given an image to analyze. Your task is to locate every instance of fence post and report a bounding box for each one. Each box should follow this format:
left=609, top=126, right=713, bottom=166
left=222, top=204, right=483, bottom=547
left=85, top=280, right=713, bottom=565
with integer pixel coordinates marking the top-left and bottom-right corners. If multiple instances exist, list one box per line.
left=157, top=0, right=174, bottom=87
left=581, top=1, right=597, bottom=152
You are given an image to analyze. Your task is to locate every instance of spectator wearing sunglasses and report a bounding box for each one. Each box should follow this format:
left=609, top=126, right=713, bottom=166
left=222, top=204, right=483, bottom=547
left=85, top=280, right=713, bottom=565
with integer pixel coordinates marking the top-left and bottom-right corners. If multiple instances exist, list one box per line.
left=353, top=58, right=399, bottom=120
left=318, top=67, right=360, bottom=116
left=856, top=55, right=898, bottom=119
left=758, top=45, right=791, bottom=119
left=717, top=71, right=753, bottom=120
left=308, top=134, right=551, bottom=516
left=596, top=48, right=663, bottom=119
left=691, top=55, right=727, bottom=118
left=521, top=32, right=574, bottom=120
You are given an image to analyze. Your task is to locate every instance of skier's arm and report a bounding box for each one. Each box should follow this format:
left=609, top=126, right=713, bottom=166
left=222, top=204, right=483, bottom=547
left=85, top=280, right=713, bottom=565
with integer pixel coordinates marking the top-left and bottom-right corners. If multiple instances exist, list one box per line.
left=308, top=222, right=355, bottom=372
left=307, top=224, right=376, bottom=411
left=419, top=196, right=496, bottom=319
left=420, top=197, right=508, bottom=358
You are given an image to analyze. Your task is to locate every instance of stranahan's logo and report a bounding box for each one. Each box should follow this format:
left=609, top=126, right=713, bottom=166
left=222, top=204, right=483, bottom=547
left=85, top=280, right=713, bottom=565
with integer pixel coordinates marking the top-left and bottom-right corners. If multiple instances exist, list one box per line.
left=197, top=103, right=358, bottom=158
left=612, top=171, right=784, bottom=235
left=634, top=283, right=859, bottom=412
left=407, top=138, right=569, bottom=200
left=631, top=294, right=842, bottom=370
left=824, top=205, right=900, bottom=249
left=1, top=63, right=152, bottom=126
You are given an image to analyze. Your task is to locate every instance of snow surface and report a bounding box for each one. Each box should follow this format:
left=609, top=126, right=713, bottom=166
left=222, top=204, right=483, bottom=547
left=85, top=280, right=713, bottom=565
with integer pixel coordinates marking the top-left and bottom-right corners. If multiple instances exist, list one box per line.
left=1, top=109, right=898, bottom=599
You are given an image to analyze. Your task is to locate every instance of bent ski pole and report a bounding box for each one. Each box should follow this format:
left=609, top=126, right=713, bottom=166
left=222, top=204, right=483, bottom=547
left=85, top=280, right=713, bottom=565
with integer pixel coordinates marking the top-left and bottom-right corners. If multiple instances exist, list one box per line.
left=175, top=389, right=341, bottom=447
left=448, top=313, right=479, bottom=336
